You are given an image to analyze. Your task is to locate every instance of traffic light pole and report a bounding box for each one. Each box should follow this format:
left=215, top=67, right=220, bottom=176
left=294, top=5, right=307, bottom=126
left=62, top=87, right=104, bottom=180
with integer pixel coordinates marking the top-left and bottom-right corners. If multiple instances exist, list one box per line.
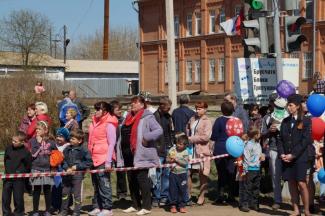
left=64, top=25, right=67, bottom=64
left=273, top=0, right=283, bottom=82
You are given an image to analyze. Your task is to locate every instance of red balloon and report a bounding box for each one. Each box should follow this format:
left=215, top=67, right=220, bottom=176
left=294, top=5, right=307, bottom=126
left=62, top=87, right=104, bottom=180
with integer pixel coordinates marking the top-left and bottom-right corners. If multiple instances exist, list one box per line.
left=312, top=117, right=325, bottom=141
left=226, top=117, right=244, bottom=137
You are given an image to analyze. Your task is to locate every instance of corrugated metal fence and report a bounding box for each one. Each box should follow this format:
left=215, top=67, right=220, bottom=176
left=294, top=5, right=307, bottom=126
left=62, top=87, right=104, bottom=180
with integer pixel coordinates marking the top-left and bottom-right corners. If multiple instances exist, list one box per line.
left=65, top=79, right=129, bottom=98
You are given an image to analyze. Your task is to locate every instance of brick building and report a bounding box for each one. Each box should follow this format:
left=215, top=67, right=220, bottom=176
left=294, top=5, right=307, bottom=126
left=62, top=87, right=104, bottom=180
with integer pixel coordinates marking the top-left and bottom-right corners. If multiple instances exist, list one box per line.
left=138, top=0, right=325, bottom=95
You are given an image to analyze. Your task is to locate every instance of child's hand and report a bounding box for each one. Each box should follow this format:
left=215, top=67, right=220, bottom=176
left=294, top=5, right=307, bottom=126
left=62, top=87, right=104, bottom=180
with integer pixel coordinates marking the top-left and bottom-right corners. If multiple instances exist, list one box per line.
left=259, top=154, right=265, bottom=162
left=71, top=165, right=77, bottom=171
left=36, top=135, right=42, bottom=143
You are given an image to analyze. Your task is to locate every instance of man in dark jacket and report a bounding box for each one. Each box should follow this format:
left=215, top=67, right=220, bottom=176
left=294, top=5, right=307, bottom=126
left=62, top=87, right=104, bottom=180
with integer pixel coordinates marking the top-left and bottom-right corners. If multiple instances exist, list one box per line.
left=152, top=97, right=175, bottom=207
left=69, top=90, right=90, bottom=128
left=172, top=94, right=195, bottom=134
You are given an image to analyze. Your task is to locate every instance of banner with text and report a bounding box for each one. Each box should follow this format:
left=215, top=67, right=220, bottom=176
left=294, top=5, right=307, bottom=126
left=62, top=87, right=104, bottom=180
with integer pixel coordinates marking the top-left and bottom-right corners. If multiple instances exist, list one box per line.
left=234, top=58, right=299, bottom=104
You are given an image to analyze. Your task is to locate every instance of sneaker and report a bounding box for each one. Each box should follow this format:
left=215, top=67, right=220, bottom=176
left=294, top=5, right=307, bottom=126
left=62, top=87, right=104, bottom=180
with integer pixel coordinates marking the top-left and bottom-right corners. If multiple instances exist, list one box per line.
left=122, top=207, right=137, bottom=213
left=152, top=201, right=159, bottom=208
left=179, top=207, right=187, bottom=213
left=159, top=198, right=168, bottom=206
left=136, top=209, right=151, bottom=215
left=170, top=206, right=177, bottom=213
left=239, top=206, right=250, bottom=212
left=97, top=209, right=113, bottom=216
left=88, top=208, right=101, bottom=216
left=272, top=203, right=281, bottom=211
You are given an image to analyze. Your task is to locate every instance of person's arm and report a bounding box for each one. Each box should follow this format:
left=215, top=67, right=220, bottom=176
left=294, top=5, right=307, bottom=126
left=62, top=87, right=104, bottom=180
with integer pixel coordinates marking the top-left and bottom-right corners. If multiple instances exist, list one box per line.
left=175, top=152, right=189, bottom=168
left=105, top=123, right=117, bottom=168
left=276, top=122, right=285, bottom=157
left=241, top=109, right=250, bottom=134
left=61, top=149, right=69, bottom=170
left=210, top=119, right=220, bottom=142
left=291, top=117, right=312, bottom=159
left=243, top=142, right=251, bottom=173
left=190, top=119, right=212, bottom=144
left=142, top=116, right=163, bottom=142
left=77, top=148, right=93, bottom=170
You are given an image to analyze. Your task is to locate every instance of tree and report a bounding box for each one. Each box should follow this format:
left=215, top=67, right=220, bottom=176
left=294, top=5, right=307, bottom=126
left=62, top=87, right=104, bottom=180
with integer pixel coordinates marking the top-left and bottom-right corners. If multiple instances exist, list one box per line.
left=70, top=26, right=139, bottom=61
left=0, top=10, right=52, bottom=66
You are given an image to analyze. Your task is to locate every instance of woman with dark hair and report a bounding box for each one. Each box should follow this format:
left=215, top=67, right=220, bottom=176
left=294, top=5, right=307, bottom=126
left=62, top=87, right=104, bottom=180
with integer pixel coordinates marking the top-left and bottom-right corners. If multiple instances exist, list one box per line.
left=88, top=101, right=118, bottom=216
left=211, top=101, right=236, bottom=204
left=248, top=104, right=262, bottom=130
left=187, top=101, right=212, bottom=205
left=19, top=103, right=36, bottom=134
left=116, top=96, right=163, bottom=216
left=277, top=94, right=313, bottom=216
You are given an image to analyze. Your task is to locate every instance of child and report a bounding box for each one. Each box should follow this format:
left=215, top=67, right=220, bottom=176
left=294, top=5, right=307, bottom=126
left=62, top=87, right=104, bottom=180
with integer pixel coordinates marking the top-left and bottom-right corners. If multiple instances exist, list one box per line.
left=313, top=140, right=325, bottom=201
left=240, top=127, right=264, bottom=212
left=29, top=121, right=57, bottom=216
left=61, top=129, right=93, bottom=216
left=167, top=134, right=189, bottom=213
left=51, top=128, right=71, bottom=214
left=2, top=131, right=32, bottom=216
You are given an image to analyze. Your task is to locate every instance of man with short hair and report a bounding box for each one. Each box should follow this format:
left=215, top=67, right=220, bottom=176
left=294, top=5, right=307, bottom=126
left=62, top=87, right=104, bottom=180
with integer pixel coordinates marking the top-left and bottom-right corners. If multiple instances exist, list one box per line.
left=152, top=97, right=175, bottom=207
left=172, top=94, right=195, bottom=134
left=69, top=90, right=90, bottom=129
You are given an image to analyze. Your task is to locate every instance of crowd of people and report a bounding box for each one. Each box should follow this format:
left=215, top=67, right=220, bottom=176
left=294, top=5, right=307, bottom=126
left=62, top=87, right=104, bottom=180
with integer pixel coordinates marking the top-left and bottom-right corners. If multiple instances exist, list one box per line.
left=2, top=89, right=323, bottom=216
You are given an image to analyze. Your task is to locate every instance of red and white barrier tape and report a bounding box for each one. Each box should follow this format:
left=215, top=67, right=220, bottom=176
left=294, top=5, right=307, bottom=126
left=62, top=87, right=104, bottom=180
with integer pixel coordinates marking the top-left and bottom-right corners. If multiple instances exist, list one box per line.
left=0, top=154, right=229, bottom=179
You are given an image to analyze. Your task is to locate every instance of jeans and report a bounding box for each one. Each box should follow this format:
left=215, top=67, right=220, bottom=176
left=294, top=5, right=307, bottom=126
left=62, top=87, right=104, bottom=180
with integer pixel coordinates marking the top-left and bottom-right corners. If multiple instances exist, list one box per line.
left=169, top=172, right=187, bottom=208
left=241, top=171, right=261, bottom=207
left=127, top=169, right=152, bottom=210
left=61, top=176, right=83, bottom=215
left=269, top=150, right=282, bottom=203
left=152, top=156, right=170, bottom=203
left=2, top=179, right=25, bottom=216
left=116, top=171, right=128, bottom=198
left=91, top=165, right=113, bottom=210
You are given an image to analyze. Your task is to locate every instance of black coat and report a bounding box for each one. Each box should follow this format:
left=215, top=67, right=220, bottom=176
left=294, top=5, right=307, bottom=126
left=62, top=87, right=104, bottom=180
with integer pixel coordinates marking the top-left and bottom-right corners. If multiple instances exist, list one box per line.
left=277, top=115, right=312, bottom=162
left=4, top=145, right=32, bottom=174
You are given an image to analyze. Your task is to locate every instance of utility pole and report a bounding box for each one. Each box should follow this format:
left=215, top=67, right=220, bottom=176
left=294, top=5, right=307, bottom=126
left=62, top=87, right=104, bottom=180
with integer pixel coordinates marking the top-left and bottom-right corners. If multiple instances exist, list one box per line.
left=103, top=0, right=109, bottom=60
left=313, top=0, right=317, bottom=75
left=165, top=0, right=177, bottom=110
left=63, top=25, right=67, bottom=64
left=49, top=28, right=52, bottom=57
left=273, top=0, right=283, bottom=82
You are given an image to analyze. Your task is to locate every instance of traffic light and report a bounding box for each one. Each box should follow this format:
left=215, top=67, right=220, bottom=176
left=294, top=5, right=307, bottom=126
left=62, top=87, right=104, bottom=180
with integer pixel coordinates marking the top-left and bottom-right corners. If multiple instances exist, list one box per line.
left=248, top=0, right=271, bottom=11
left=243, top=17, right=269, bottom=54
left=284, top=16, right=307, bottom=52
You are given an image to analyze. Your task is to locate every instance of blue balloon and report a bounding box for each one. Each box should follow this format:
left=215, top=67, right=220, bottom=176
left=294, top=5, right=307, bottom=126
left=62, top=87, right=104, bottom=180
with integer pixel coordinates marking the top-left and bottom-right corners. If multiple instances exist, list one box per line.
left=226, top=136, right=244, bottom=158
left=307, top=94, right=325, bottom=117
left=318, top=168, right=325, bottom=184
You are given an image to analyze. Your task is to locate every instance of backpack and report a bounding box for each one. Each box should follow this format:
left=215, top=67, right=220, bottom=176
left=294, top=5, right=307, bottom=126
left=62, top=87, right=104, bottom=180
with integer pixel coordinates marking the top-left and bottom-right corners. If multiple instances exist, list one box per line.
left=59, top=98, right=82, bottom=124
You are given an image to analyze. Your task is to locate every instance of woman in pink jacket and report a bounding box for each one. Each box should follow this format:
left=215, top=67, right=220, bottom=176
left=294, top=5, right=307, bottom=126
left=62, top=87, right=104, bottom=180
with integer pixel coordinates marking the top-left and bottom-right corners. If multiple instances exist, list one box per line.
left=88, top=101, right=118, bottom=216
left=187, top=101, right=212, bottom=205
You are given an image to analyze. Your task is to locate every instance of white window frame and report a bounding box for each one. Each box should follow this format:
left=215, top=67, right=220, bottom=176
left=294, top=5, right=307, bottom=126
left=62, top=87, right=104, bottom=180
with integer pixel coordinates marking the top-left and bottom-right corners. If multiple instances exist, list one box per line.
left=195, top=12, right=202, bottom=36
left=209, top=10, right=216, bottom=34
left=194, top=60, right=201, bottom=83
left=186, top=13, right=193, bottom=36
left=303, top=52, right=312, bottom=79
left=209, top=59, right=216, bottom=82
left=306, top=0, right=313, bottom=22
left=218, top=58, right=225, bottom=82
left=186, top=60, right=192, bottom=83
left=174, top=15, right=179, bottom=38
left=219, top=8, right=226, bottom=32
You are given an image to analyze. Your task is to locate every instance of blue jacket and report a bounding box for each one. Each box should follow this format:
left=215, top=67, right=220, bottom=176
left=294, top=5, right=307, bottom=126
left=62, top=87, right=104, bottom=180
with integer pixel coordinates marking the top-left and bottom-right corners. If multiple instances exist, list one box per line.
left=62, top=145, right=93, bottom=171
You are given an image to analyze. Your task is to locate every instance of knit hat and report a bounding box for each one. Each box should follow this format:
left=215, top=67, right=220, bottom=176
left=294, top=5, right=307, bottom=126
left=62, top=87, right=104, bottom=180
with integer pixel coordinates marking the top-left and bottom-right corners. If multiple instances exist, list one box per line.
left=56, top=127, right=70, bottom=141
left=287, top=94, right=303, bottom=106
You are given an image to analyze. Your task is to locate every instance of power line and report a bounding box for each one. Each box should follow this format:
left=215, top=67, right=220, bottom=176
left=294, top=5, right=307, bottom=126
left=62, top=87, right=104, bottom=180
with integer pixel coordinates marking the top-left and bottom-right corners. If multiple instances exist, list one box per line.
left=71, top=0, right=94, bottom=40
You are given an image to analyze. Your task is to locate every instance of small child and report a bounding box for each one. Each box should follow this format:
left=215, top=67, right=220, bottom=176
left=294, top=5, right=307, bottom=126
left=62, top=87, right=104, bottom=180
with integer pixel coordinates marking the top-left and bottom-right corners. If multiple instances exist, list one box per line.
left=239, top=127, right=264, bottom=212
left=29, top=121, right=57, bottom=216
left=2, top=131, right=32, bottom=216
left=51, top=128, right=71, bottom=214
left=167, top=134, right=189, bottom=213
left=61, top=129, right=93, bottom=216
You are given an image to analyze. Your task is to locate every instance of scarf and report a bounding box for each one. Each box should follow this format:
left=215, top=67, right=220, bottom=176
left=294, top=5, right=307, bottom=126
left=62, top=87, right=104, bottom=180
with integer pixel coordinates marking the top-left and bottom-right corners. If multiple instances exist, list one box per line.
left=124, top=109, right=145, bottom=153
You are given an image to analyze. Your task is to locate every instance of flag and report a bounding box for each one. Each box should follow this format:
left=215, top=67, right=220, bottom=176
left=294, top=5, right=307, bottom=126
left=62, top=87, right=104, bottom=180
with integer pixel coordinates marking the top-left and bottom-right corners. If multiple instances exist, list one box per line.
left=220, top=11, right=244, bottom=36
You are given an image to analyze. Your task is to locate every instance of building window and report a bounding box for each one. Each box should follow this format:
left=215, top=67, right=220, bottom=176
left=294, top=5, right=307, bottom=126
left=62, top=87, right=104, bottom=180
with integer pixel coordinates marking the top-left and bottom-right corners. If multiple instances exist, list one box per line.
left=195, top=12, right=201, bottom=36
left=186, top=13, right=193, bottom=36
left=219, top=8, right=226, bottom=31
left=165, top=61, right=179, bottom=83
left=235, top=6, right=241, bottom=16
left=174, top=15, right=179, bottom=38
left=303, top=52, right=312, bottom=79
left=176, top=61, right=179, bottom=83
left=209, top=59, right=215, bottom=82
left=306, top=0, right=313, bottom=21
left=186, top=60, right=192, bottom=83
left=194, top=60, right=201, bottom=83
left=165, top=62, right=168, bottom=83
left=289, top=51, right=300, bottom=59
left=218, top=58, right=225, bottom=82
left=209, top=10, right=216, bottom=34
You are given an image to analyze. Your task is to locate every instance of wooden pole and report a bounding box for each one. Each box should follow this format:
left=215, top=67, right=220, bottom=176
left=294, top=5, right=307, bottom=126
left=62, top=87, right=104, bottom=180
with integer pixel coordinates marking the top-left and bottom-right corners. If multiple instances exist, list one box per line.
left=103, top=0, right=109, bottom=60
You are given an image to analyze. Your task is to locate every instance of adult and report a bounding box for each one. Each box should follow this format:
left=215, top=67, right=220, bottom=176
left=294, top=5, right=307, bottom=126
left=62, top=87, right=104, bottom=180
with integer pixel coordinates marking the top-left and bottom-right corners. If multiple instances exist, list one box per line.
left=88, top=101, right=118, bottom=216
left=139, top=91, right=157, bottom=113
left=277, top=94, right=313, bottom=216
left=187, top=101, right=212, bottom=205
left=64, top=108, right=79, bottom=131
left=172, top=94, right=195, bottom=134
left=19, top=103, right=36, bottom=134
left=27, top=102, right=52, bottom=139
left=57, top=91, right=70, bottom=126
left=152, top=97, right=175, bottom=207
left=224, top=93, right=249, bottom=133
left=69, top=90, right=90, bottom=128
left=211, top=101, right=236, bottom=204
left=116, top=96, right=163, bottom=216
left=110, top=100, right=128, bottom=200
left=261, top=96, right=287, bottom=210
